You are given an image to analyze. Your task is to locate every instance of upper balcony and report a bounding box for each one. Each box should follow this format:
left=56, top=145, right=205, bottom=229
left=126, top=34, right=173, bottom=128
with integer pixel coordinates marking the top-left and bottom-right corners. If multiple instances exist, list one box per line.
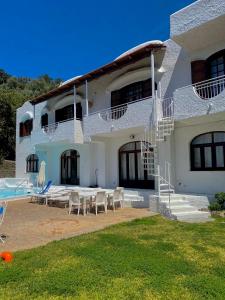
left=83, top=97, right=153, bottom=138
left=30, top=118, right=83, bottom=145
left=170, top=0, right=225, bottom=52
left=174, top=75, right=225, bottom=120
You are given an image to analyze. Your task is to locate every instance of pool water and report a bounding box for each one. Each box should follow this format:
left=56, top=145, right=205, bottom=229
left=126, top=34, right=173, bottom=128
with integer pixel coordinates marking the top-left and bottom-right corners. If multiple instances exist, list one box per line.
left=0, top=188, right=35, bottom=200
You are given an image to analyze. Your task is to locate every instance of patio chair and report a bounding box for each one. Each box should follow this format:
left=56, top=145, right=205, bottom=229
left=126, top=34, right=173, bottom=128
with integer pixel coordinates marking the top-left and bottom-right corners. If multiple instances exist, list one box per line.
left=68, top=191, right=84, bottom=215
left=92, top=191, right=107, bottom=215
left=0, top=201, right=8, bottom=243
left=31, top=180, right=53, bottom=204
left=111, top=188, right=124, bottom=211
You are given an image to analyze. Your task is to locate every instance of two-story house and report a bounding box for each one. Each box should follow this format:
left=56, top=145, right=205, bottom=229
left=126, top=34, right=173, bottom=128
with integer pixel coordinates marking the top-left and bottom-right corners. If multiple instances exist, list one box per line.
left=16, top=0, right=225, bottom=218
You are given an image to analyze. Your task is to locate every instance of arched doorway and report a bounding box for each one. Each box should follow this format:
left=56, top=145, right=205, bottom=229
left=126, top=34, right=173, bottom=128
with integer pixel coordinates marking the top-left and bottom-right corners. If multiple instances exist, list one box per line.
left=119, top=141, right=154, bottom=189
left=61, top=149, right=80, bottom=185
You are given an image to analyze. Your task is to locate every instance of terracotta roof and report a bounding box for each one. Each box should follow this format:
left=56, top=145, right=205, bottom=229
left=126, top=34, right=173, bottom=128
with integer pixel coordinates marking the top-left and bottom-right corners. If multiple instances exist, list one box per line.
left=30, top=42, right=166, bottom=105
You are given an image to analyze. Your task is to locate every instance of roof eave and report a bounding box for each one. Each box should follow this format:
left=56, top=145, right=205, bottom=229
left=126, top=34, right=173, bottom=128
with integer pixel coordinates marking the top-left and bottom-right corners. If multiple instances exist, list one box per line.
left=30, top=44, right=166, bottom=105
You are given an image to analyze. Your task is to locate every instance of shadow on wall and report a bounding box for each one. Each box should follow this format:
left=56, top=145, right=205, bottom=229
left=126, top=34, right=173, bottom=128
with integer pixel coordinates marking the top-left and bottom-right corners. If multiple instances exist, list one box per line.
left=163, top=46, right=192, bottom=99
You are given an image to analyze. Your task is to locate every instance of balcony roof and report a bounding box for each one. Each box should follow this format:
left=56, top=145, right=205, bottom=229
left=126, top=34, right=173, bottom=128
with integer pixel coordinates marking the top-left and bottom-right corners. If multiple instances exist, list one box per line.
left=30, top=41, right=166, bottom=105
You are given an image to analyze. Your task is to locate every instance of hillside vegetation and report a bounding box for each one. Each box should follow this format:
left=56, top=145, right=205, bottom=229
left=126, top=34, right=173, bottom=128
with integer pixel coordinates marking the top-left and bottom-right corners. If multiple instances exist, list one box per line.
left=0, top=69, right=61, bottom=162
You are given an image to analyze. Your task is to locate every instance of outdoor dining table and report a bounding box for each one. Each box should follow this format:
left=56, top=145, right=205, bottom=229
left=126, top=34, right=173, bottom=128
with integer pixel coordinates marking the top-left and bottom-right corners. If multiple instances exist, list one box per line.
left=78, top=189, right=114, bottom=215
left=45, top=188, right=115, bottom=215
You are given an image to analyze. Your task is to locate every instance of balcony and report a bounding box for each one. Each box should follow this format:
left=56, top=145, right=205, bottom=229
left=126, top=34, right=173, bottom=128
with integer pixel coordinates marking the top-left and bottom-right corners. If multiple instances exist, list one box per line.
left=170, top=0, right=225, bottom=51
left=83, top=97, right=153, bottom=138
left=174, top=75, right=225, bottom=120
left=30, top=118, right=83, bottom=145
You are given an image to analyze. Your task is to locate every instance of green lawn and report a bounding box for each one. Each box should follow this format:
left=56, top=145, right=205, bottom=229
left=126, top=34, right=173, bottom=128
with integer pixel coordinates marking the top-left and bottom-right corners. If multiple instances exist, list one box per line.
left=0, top=216, right=225, bottom=300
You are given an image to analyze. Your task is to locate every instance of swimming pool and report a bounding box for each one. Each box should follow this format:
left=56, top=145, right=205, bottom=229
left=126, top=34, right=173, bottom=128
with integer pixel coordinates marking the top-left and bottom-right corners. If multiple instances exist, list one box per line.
left=0, top=188, right=35, bottom=200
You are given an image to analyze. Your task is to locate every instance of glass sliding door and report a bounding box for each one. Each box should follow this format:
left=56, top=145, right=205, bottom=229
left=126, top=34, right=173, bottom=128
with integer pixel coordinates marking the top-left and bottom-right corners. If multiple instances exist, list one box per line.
left=119, top=142, right=154, bottom=189
left=61, top=149, right=80, bottom=185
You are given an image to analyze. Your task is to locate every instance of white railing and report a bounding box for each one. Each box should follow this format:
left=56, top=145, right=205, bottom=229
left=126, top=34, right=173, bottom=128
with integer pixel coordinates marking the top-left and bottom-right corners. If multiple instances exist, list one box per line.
left=41, top=118, right=74, bottom=134
left=176, top=75, right=225, bottom=100
left=89, top=97, right=152, bottom=122
left=162, top=98, right=174, bottom=118
left=193, top=75, right=225, bottom=99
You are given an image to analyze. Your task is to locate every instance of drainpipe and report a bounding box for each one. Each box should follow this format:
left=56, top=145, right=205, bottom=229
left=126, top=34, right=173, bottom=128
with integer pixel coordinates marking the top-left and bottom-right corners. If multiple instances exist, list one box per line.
left=85, top=80, right=89, bottom=117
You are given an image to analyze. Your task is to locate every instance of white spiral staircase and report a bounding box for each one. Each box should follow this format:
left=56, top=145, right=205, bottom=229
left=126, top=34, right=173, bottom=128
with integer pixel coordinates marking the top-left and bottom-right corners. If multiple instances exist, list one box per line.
left=141, top=96, right=175, bottom=198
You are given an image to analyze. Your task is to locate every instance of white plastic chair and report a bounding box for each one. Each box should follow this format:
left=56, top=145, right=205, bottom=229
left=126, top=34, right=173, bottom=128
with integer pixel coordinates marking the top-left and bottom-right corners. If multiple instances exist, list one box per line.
left=111, top=188, right=124, bottom=211
left=92, top=191, right=107, bottom=215
left=68, top=191, right=83, bottom=215
left=0, top=201, right=8, bottom=243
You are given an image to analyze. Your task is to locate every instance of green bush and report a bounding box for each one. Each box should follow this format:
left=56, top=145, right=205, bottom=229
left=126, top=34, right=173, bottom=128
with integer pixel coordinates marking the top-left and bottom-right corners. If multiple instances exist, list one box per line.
left=208, top=202, right=222, bottom=211
left=215, top=192, right=225, bottom=206
left=208, top=192, right=225, bottom=211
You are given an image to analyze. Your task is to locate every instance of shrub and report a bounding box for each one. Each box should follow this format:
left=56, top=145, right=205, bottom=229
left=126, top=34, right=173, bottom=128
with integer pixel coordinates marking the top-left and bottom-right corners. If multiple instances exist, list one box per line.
left=208, top=202, right=222, bottom=211
left=208, top=192, right=225, bottom=211
left=215, top=192, right=225, bottom=207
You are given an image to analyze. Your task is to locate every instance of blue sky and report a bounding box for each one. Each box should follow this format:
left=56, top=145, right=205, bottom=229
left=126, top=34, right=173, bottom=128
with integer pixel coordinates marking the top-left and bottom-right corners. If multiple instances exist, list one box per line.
left=0, top=0, right=194, bottom=80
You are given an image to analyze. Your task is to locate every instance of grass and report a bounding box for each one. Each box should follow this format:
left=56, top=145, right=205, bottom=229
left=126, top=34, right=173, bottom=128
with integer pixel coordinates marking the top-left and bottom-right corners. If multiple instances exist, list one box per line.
left=0, top=215, right=225, bottom=299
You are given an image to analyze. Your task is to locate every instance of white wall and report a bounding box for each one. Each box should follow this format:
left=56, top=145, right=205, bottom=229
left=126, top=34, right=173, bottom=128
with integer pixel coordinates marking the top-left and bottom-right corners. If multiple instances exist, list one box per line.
left=174, top=117, right=225, bottom=195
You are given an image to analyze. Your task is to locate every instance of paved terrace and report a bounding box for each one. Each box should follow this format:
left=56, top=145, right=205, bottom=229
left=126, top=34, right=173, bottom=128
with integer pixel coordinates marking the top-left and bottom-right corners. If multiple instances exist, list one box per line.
left=0, top=199, right=156, bottom=252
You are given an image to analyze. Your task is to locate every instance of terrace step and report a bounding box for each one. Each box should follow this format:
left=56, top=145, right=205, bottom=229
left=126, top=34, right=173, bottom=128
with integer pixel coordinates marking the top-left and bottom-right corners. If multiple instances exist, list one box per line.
left=159, top=193, right=213, bottom=223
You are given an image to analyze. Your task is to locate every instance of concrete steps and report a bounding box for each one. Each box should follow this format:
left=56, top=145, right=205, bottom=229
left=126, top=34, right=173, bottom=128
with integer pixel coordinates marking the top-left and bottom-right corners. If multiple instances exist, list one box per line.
left=160, top=193, right=212, bottom=222
left=123, top=190, right=145, bottom=208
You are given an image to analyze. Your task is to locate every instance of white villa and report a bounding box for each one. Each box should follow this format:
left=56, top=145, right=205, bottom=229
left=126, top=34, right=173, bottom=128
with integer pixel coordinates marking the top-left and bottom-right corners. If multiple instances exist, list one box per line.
left=16, top=0, right=225, bottom=220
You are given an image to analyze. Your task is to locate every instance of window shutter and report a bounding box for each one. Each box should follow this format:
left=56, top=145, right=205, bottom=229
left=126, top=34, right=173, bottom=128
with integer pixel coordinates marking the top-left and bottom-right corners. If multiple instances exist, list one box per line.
left=191, top=60, right=207, bottom=84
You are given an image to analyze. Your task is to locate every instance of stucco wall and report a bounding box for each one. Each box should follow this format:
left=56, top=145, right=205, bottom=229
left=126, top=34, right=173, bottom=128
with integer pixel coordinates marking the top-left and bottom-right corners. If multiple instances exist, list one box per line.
left=170, top=0, right=225, bottom=37
left=174, top=117, right=225, bottom=195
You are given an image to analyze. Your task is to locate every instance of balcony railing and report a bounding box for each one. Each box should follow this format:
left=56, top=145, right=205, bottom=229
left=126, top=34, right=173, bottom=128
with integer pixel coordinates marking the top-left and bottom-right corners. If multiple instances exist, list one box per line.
left=41, top=118, right=74, bottom=134
left=84, top=97, right=153, bottom=137
left=193, top=75, right=225, bottom=99
left=90, top=97, right=152, bottom=122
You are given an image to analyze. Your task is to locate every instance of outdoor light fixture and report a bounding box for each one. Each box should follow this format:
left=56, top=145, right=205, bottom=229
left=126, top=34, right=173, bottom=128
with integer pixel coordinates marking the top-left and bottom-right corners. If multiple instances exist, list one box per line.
left=130, top=134, right=135, bottom=139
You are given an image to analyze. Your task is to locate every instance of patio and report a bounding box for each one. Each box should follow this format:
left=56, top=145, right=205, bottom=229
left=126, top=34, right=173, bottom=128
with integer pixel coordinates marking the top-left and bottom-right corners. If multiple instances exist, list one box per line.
left=0, top=198, right=156, bottom=252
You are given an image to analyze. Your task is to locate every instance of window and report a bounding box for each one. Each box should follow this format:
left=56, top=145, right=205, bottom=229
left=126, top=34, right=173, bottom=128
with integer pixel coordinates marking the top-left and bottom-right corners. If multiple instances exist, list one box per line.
left=111, top=79, right=155, bottom=107
left=55, top=103, right=82, bottom=122
left=41, top=113, right=48, bottom=128
left=19, top=119, right=33, bottom=137
left=207, top=50, right=225, bottom=79
left=26, top=154, right=39, bottom=173
left=191, top=132, right=225, bottom=171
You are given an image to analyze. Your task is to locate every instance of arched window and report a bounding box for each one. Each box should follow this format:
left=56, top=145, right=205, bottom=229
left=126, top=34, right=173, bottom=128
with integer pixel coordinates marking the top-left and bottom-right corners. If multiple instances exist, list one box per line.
left=20, top=112, right=33, bottom=137
left=207, top=50, right=225, bottom=79
left=191, top=132, right=225, bottom=171
left=191, top=50, right=225, bottom=99
left=61, top=149, right=80, bottom=185
left=119, top=141, right=154, bottom=189
left=26, top=154, right=39, bottom=173
left=41, top=113, right=48, bottom=128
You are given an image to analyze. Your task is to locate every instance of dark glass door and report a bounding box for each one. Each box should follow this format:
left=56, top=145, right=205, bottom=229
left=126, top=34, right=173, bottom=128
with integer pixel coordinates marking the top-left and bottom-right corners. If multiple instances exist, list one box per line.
left=119, top=142, right=154, bottom=189
left=61, top=150, right=80, bottom=185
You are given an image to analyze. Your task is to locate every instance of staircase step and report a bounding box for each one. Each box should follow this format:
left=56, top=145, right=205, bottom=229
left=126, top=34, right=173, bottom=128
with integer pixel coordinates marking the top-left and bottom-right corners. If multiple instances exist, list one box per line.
left=175, top=211, right=212, bottom=222
left=170, top=205, right=199, bottom=212
left=160, top=189, right=175, bottom=193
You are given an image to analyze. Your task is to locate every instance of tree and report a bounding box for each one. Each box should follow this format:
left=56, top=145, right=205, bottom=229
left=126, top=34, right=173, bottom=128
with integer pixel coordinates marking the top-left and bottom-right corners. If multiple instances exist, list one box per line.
left=0, top=69, right=62, bottom=161
left=0, top=69, right=10, bottom=84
